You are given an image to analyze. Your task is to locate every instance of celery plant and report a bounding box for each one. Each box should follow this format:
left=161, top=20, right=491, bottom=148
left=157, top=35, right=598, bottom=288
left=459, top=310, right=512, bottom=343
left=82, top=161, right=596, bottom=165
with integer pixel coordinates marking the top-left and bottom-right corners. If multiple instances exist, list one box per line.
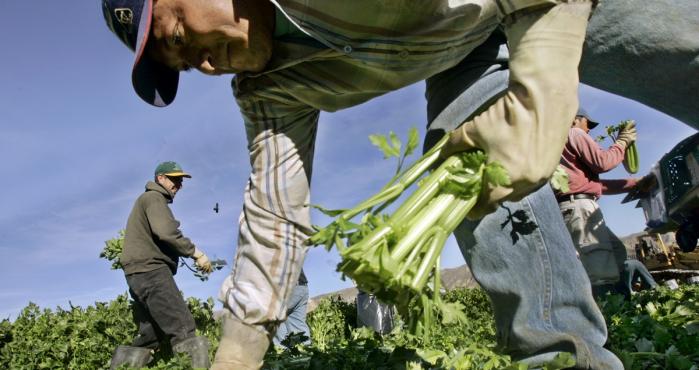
left=600, top=119, right=640, bottom=174
left=309, top=130, right=510, bottom=338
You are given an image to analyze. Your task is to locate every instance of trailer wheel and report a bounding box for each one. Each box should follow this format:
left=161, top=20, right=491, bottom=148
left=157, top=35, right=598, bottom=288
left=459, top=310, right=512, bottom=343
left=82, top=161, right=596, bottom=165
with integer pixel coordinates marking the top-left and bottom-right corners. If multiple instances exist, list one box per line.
left=676, top=222, right=698, bottom=253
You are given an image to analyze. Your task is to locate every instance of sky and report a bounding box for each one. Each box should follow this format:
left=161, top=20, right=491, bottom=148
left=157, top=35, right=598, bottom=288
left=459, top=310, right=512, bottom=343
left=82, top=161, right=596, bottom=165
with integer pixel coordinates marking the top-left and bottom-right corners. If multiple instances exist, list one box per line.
left=0, top=1, right=696, bottom=320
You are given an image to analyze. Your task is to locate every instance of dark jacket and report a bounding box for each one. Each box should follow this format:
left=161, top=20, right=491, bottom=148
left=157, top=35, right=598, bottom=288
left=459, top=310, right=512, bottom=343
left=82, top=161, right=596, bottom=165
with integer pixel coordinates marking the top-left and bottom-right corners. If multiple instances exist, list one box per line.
left=121, top=181, right=196, bottom=275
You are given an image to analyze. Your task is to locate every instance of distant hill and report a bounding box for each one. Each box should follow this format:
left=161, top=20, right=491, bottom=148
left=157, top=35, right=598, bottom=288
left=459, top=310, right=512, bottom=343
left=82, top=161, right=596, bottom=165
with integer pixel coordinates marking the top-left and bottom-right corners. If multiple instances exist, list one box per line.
left=306, top=230, right=683, bottom=312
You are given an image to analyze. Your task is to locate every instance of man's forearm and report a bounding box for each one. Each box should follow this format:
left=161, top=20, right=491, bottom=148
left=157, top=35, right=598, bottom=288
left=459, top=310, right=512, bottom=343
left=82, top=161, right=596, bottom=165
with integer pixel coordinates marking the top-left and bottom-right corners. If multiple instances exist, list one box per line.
left=441, top=1, right=592, bottom=219
left=601, top=178, right=637, bottom=195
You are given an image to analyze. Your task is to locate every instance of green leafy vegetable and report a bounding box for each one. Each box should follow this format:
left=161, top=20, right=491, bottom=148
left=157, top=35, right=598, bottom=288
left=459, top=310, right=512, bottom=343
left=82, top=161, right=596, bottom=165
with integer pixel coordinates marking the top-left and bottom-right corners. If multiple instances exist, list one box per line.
left=309, top=131, right=510, bottom=339
left=3, top=285, right=695, bottom=369
left=600, top=119, right=640, bottom=174
left=99, top=230, right=125, bottom=270
left=550, top=165, right=570, bottom=193
left=99, top=230, right=227, bottom=281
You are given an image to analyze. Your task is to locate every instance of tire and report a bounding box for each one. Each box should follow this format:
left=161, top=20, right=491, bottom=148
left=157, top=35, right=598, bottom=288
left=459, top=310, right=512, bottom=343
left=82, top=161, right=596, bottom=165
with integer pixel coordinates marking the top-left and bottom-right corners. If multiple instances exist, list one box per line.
left=676, top=222, right=698, bottom=253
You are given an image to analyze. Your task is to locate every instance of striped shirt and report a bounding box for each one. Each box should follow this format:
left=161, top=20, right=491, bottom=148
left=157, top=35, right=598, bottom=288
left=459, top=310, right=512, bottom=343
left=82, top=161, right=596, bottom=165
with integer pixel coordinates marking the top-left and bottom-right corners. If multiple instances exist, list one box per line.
left=237, top=0, right=562, bottom=113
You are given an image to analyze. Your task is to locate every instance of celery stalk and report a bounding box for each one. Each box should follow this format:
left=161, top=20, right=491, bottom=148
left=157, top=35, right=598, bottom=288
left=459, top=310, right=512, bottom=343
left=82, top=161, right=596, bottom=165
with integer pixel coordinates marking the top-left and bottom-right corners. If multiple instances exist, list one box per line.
left=310, top=132, right=510, bottom=338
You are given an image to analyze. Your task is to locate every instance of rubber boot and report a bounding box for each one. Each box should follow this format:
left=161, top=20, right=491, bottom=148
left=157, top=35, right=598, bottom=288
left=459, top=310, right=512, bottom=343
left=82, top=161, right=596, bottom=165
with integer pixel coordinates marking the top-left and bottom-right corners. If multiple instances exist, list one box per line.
left=210, top=312, right=271, bottom=370
left=109, top=345, right=153, bottom=370
left=173, top=336, right=211, bottom=369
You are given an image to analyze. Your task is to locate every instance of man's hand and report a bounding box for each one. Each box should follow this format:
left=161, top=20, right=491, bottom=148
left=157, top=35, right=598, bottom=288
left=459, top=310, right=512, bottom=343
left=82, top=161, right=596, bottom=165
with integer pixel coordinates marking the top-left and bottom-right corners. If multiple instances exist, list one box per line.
left=636, top=173, right=657, bottom=193
left=440, top=2, right=592, bottom=220
left=616, top=121, right=637, bottom=147
left=192, top=247, right=213, bottom=273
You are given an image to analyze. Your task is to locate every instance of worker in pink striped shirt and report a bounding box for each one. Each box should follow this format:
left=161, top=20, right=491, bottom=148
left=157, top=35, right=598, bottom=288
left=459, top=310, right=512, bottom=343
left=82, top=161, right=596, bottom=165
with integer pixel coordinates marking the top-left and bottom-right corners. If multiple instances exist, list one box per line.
left=556, top=108, right=638, bottom=298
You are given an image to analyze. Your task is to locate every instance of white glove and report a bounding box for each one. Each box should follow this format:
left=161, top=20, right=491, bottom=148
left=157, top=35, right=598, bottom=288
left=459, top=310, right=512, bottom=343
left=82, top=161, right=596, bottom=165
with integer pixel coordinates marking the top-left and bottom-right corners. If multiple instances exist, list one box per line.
left=192, top=247, right=212, bottom=273
left=616, top=121, right=637, bottom=147
left=440, top=2, right=592, bottom=220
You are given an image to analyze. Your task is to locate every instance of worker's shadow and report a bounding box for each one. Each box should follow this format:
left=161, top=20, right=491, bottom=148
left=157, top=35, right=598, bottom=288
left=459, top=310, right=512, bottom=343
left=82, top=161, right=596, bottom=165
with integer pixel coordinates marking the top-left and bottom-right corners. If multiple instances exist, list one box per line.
left=499, top=205, right=538, bottom=244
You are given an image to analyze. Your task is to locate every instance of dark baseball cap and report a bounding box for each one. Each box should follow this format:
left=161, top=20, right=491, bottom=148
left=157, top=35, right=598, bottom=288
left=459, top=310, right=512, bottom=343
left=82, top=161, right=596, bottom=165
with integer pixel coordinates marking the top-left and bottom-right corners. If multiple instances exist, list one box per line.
left=576, top=107, right=600, bottom=129
left=155, top=161, right=192, bottom=178
left=102, top=0, right=178, bottom=107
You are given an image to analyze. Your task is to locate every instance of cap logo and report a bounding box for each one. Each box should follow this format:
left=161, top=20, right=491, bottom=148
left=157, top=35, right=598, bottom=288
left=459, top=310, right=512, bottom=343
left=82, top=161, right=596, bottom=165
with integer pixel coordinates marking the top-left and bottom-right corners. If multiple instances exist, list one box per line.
left=114, top=8, right=134, bottom=25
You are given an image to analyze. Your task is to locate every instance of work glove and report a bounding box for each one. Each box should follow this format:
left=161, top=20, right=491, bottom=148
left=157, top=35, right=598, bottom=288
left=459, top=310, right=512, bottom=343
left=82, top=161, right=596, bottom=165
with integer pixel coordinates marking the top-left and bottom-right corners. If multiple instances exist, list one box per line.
left=615, top=121, right=637, bottom=147
left=192, top=247, right=213, bottom=273
left=440, top=2, right=592, bottom=220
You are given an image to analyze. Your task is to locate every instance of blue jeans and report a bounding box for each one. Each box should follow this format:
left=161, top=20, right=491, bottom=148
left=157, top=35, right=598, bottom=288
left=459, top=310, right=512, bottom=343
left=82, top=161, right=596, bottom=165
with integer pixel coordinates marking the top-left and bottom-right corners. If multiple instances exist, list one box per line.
left=424, top=33, right=622, bottom=369
left=423, top=1, right=699, bottom=363
left=621, top=260, right=658, bottom=294
left=424, top=1, right=699, bottom=148
left=273, top=284, right=310, bottom=345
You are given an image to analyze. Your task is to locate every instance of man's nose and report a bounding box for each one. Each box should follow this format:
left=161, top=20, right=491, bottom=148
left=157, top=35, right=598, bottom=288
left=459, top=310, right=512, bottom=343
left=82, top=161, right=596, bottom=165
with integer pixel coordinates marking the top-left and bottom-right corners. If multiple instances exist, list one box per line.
left=192, top=51, right=216, bottom=75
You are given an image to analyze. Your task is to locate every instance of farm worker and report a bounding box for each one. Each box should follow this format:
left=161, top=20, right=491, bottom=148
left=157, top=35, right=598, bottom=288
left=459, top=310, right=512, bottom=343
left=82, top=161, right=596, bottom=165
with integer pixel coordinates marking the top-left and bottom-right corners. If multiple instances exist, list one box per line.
left=620, top=259, right=659, bottom=296
left=555, top=108, right=638, bottom=298
left=109, top=161, right=213, bottom=369
left=99, top=0, right=698, bottom=368
left=272, top=269, right=311, bottom=346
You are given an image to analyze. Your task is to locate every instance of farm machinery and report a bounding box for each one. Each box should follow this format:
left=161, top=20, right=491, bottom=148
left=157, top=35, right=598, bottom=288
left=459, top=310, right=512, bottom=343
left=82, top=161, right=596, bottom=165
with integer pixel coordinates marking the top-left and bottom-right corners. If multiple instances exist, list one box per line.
left=622, top=132, right=699, bottom=284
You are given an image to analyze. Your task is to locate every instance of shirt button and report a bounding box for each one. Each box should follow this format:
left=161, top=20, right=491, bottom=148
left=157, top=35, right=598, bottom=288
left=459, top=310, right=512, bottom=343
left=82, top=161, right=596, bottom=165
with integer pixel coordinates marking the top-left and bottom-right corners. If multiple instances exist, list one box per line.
left=399, top=49, right=409, bottom=58
left=343, top=45, right=353, bottom=54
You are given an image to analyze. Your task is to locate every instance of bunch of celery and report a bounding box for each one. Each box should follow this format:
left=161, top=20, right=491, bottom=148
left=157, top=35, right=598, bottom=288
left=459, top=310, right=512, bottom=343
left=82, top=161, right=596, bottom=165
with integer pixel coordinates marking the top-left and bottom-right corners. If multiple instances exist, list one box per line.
left=598, top=119, right=639, bottom=174
left=309, top=129, right=510, bottom=337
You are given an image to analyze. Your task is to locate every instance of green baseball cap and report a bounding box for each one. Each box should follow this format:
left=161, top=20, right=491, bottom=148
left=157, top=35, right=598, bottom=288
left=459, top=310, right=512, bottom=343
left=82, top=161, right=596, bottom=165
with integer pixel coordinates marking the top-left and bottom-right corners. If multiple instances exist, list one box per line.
left=154, top=161, right=191, bottom=178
